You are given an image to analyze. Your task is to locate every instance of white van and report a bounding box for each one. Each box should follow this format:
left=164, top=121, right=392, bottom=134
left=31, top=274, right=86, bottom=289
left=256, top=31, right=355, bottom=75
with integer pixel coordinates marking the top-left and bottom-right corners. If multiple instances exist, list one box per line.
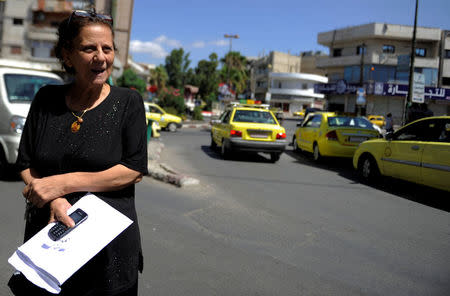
left=0, top=67, right=63, bottom=175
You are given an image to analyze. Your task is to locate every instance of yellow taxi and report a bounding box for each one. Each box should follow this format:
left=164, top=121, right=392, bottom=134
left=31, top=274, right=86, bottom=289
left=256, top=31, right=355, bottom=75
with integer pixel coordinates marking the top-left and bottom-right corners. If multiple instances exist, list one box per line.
left=144, top=102, right=182, bottom=132
left=367, top=115, right=385, bottom=127
left=293, top=110, right=305, bottom=117
left=353, top=116, right=450, bottom=192
left=292, top=112, right=380, bottom=162
left=210, top=103, right=287, bottom=162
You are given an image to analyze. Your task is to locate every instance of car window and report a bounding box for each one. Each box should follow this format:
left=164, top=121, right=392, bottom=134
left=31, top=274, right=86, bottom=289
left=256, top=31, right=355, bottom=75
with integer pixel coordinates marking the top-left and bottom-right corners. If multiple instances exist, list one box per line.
left=393, top=119, right=440, bottom=141
left=222, top=111, right=231, bottom=123
left=232, top=110, right=276, bottom=124
left=305, top=115, right=322, bottom=128
left=433, top=119, right=450, bottom=143
left=5, top=74, right=61, bottom=102
left=328, top=116, right=373, bottom=129
left=150, top=106, right=163, bottom=114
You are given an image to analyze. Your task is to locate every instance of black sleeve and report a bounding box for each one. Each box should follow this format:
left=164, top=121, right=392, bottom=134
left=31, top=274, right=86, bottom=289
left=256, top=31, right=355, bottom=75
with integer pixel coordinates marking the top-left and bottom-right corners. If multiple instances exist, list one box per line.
left=120, top=90, right=148, bottom=175
left=15, top=87, right=46, bottom=173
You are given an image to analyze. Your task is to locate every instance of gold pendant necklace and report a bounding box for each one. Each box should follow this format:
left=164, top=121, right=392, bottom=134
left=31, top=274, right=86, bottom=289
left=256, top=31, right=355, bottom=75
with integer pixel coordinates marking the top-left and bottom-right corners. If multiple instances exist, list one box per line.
left=70, top=109, right=87, bottom=133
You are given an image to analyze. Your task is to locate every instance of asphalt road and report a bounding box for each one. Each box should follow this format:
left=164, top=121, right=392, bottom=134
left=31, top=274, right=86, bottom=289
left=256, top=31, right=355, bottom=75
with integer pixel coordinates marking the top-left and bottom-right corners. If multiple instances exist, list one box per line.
left=1, top=122, right=449, bottom=295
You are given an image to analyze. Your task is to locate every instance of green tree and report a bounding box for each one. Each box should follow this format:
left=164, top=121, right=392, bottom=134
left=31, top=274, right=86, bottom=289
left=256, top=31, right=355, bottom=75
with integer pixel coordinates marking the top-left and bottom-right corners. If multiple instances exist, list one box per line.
left=194, top=53, right=219, bottom=102
left=220, top=51, right=248, bottom=96
left=116, top=68, right=147, bottom=96
left=165, top=48, right=191, bottom=89
left=149, top=65, right=168, bottom=95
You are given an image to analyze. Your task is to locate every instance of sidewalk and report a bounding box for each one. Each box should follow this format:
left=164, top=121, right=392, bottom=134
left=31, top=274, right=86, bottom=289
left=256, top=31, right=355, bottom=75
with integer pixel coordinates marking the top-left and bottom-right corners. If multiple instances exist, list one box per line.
left=146, top=139, right=199, bottom=187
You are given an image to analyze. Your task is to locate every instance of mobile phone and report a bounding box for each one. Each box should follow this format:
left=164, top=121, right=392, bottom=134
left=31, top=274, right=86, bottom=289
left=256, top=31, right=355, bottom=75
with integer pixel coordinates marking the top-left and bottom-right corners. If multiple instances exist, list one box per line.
left=48, top=208, right=88, bottom=241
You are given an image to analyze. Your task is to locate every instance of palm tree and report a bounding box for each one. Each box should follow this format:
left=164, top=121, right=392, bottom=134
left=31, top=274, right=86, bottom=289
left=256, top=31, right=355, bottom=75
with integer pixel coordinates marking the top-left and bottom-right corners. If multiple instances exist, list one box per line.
left=149, top=65, right=169, bottom=95
left=220, top=51, right=248, bottom=95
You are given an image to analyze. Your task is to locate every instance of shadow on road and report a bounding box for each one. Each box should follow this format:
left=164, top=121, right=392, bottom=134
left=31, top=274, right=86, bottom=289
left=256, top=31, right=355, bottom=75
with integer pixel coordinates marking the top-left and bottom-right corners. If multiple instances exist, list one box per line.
left=284, top=148, right=450, bottom=213
left=200, top=145, right=274, bottom=163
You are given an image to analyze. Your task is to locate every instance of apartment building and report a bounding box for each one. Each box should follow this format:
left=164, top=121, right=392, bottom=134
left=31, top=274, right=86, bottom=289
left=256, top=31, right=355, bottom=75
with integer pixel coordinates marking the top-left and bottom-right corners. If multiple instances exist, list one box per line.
left=0, top=0, right=133, bottom=79
left=314, top=23, right=450, bottom=122
left=250, top=51, right=328, bottom=114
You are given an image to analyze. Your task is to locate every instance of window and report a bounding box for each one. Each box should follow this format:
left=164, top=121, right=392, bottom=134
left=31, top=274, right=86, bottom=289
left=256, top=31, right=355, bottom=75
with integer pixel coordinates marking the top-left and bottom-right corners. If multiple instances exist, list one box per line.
left=415, top=48, right=426, bottom=57
left=220, top=111, right=231, bottom=123
left=443, top=77, right=450, bottom=86
left=10, top=46, right=22, bottom=54
left=382, top=45, right=395, bottom=53
left=232, top=110, right=276, bottom=124
left=13, top=18, right=23, bottom=25
left=305, top=115, right=322, bottom=128
left=328, top=116, right=373, bottom=129
left=332, top=48, right=342, bottom=57
left=5, top=74, right=61, bottom=102
left=344, top=66, right=361, bottom=83
left=302, top=83, right=308, bottom=90
left=445, top=50, right=450, bottom=59
left=356, top=45, right=366, bottom=55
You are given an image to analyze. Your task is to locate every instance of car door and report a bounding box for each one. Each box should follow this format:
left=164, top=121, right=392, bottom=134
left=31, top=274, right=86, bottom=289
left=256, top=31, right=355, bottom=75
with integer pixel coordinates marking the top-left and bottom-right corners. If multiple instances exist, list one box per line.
left=382, top=119, right=429, bottom=183
left=300, top=114, right=322, bottom=152
left=148, top=105, right=163, bottom=125
left=420, top=119, right=450, bottom=191
left=213, top=110, right=231, bottom=145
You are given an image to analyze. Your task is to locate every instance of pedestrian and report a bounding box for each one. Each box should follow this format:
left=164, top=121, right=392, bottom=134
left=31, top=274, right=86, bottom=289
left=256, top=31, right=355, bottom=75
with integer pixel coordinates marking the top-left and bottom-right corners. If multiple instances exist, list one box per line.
left=9, top=9, right=148, bottom=296
left=385, top=112, right=394, bottom=133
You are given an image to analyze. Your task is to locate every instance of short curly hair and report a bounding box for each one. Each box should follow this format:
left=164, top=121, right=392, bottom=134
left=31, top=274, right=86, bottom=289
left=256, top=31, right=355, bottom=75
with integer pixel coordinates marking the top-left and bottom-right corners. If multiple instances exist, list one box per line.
left=54, top=12, right=117, bottom=74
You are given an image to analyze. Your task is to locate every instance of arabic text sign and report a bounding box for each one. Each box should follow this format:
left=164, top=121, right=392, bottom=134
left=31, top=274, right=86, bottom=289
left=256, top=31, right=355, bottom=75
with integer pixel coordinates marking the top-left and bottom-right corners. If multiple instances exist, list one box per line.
left=412, top=73, right=425, bottom=103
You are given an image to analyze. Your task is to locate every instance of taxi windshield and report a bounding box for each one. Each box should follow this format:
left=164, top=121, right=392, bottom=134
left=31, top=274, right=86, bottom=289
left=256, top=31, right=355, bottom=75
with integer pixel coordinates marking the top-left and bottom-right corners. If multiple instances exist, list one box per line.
left=232, top=110, right=276, bottom=124
left=328, top=116, right=374, bottom=129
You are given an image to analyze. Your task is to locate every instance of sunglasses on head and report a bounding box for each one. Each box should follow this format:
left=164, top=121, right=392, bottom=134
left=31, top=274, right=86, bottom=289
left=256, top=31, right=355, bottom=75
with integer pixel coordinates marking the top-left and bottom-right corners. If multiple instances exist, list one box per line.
left=67, top=9, right=113, bottom=27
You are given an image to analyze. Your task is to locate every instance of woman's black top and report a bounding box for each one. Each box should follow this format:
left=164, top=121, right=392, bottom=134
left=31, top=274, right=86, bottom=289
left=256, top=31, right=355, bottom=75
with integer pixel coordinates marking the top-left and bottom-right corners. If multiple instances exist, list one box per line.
left=16, top=85, right=148, bottom=295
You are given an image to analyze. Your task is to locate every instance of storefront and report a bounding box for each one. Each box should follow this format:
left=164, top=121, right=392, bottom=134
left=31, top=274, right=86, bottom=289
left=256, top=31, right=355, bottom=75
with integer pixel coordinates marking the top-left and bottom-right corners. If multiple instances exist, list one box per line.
left=315, top=80, right=450, bottom=122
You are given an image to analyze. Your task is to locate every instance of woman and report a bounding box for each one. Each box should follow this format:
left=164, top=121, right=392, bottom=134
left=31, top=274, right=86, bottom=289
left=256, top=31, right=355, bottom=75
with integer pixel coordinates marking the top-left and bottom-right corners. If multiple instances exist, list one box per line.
left=11, top=10, right=147, bottom=296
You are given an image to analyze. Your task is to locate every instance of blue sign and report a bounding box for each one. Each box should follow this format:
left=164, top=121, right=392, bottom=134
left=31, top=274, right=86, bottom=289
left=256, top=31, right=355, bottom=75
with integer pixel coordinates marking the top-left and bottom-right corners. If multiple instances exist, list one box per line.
left=314, top=80, right=450, bottom=101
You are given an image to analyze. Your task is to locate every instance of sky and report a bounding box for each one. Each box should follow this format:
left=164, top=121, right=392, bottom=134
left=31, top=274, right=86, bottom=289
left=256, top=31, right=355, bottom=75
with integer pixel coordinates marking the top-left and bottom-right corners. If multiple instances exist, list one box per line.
left=129, top=0, right=450, bottom=68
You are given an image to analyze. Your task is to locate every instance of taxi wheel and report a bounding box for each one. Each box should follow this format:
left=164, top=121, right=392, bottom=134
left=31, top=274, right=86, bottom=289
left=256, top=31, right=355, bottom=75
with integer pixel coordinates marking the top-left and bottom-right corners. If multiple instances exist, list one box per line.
left=313, top=143, right=322, bottom=162
left=221, top=140, right=231, bottom=160
left=167, top=122, right=177, bottom=132
left=270, top=152, right=281, bottom=163
left=292, top=136, right=299, bottom=152
left=358, top=155, right=380, bottom=182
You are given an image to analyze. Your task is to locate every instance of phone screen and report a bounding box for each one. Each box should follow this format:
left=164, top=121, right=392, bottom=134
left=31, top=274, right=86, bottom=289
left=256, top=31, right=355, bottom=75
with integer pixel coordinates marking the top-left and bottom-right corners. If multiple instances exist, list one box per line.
left=70, top=211, right=85, bottom=224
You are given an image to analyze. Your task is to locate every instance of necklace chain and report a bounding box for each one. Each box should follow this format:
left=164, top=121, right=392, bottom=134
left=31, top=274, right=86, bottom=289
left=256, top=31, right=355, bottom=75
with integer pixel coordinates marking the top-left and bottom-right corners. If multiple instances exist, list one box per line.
left=70, top=109, right=88, bottom=133
left=71, top=109, right=87, bottom=121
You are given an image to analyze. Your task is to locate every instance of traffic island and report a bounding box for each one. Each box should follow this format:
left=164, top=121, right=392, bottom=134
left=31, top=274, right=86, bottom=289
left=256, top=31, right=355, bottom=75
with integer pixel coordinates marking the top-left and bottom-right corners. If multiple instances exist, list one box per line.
left=147, top=140, right=200, bottom=187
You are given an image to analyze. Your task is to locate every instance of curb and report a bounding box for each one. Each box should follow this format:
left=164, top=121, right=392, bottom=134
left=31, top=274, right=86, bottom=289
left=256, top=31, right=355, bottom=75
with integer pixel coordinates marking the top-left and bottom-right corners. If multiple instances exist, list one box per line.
left=146, top=140, right=200, bottom=187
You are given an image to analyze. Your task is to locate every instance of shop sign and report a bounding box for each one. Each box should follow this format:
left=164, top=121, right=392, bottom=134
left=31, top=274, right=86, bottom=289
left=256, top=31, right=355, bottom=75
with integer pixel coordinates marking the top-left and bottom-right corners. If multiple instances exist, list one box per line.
left=314, top=81, right=450, bottom=101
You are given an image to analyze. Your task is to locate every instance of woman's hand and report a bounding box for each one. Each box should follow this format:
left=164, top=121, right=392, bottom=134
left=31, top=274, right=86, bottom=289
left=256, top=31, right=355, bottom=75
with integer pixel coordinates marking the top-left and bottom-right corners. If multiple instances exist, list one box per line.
left=23, top=175, right=67, bottom=208
left=48, top=198, right=74, bottom=228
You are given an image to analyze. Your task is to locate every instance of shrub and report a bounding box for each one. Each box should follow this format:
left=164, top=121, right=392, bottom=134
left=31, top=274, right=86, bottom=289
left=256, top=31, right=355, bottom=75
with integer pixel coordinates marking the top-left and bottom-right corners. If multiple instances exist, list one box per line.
left=193, top=106, right=204, bottom=121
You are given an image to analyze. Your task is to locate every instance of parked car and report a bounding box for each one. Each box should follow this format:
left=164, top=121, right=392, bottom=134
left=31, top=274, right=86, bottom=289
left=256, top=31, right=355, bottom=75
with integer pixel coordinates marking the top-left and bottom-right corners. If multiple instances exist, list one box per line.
left=293, top=109, right=305, bottom=117
left=144, top=102, right=182, bottom=132
left=353, top=116, right=450, bottom=192
left=292, top=112, right=380, bottom=161
left=367, top=115, right=385, bottom=127
left=0, top=67, right=62, bottom=175
left=210, top=103, right=287, bottom=162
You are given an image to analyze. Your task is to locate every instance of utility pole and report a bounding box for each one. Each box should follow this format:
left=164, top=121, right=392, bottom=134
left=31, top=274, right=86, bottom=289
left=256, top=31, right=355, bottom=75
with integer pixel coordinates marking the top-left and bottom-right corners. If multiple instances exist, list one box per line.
left=224, top=34, right=239, bottom=90
left=403, top=0, right=419, bottom=125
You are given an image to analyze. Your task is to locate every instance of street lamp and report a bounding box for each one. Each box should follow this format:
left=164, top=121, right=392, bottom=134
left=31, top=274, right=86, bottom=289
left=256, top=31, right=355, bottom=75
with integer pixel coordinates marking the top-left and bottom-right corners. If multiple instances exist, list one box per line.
left=403, top=0, right=419, bottom=125
left=224, top=34, right=239, bottom=89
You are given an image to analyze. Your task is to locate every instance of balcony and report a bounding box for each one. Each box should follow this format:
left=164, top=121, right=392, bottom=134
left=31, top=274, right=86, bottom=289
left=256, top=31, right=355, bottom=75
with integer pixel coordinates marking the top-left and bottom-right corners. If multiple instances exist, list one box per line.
left=27, top=25, right=58, bottom=41
left=316, top=55, right=361, bottom=68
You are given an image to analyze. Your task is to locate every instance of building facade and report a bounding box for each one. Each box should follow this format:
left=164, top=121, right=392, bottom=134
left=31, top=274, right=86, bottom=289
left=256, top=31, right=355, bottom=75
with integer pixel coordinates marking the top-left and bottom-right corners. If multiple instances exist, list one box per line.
left=250, top=51, right=328, bottom=114
left=314, top=23, right=450, bottom=123
left=0, top=0, right=133, bottom=79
